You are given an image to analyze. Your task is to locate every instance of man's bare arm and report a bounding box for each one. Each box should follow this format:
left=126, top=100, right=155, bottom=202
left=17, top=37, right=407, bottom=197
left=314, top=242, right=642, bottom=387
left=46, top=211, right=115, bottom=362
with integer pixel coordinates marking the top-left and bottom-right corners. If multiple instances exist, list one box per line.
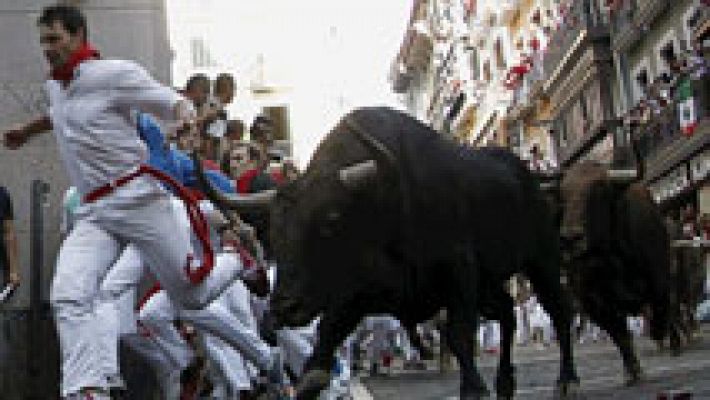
left=3, top=115, right=52, bottom=149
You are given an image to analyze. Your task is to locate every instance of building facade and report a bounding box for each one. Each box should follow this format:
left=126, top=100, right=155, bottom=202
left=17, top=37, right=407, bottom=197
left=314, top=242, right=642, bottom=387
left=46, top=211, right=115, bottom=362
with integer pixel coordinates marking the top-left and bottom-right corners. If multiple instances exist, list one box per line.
left=391, top=0, right=709, bottom=215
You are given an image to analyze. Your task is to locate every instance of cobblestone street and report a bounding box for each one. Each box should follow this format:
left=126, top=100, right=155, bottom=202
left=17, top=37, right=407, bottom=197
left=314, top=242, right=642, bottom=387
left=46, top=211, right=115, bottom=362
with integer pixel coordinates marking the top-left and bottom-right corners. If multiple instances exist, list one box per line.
left=354, top=325, right=710, bottom=399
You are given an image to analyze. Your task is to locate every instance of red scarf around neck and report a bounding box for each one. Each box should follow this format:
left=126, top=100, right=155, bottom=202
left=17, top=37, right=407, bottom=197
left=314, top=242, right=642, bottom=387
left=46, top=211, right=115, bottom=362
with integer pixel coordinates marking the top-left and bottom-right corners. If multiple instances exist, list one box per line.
left=51, top=42, right=100, bottom=84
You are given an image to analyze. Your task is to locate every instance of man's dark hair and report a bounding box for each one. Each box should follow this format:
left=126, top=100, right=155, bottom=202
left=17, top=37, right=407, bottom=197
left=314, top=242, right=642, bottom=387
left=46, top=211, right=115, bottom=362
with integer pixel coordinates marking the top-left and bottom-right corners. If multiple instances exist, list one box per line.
left=38, top=5, right=88, bottom=40
left=215, top=73, right=235, bottom=90
left=250, top=115, right=273, bottom=142
left=248, top=144, right=262, bottom=163
left=185, top=73, right=210, bottom=92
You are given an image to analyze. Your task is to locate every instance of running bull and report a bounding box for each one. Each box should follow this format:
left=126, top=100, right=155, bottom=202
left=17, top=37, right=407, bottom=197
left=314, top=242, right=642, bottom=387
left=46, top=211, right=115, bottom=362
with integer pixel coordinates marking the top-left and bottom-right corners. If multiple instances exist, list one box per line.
left=542, top=160, right=671, bottom=384
left=198, top=107, right=579, bottom=399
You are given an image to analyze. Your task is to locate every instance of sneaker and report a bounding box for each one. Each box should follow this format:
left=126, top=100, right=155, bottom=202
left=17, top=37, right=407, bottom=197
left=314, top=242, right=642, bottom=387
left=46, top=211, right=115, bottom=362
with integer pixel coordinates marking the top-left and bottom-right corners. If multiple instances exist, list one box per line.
left=266, top=348, right=294, bottom=399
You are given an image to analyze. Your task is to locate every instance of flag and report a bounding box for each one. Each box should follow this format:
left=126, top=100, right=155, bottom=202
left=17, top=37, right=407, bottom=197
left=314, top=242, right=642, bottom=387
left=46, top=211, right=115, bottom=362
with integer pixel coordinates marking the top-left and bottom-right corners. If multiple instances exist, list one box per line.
left=677, top=78, right=697, bottom=136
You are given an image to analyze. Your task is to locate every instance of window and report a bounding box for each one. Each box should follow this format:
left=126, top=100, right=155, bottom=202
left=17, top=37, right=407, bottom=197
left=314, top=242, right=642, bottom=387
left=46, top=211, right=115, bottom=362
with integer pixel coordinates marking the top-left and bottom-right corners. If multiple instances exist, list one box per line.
left=655, top=29, right=680, bottom=77
left=190, top=37, right=215, bottom=69
left=631, top=58, right=650, bottom=103
left=579, top=95, right=589, bottom=132
left=483, top=60, right=492, bottom=82
left=470, top=49, right=480, bottom=81
left=495, top=39, right=506, bottom=70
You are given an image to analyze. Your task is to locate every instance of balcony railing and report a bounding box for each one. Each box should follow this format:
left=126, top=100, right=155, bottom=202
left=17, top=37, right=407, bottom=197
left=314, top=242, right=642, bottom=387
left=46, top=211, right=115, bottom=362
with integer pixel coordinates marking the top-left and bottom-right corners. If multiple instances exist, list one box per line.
left=542, top=0, right=610, bottom=85
left=634, top=75, right=710, bottom=180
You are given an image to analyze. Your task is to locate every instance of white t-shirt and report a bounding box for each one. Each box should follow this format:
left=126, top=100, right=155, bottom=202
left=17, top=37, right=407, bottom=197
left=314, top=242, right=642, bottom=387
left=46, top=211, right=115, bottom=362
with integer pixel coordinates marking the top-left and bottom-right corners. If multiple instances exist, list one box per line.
left=46, top=59, right=181, bottom=196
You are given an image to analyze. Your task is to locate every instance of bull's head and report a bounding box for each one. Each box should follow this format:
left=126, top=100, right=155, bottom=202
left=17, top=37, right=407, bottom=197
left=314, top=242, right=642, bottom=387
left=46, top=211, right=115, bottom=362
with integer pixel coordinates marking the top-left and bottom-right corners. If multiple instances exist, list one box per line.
left=270, top=117, right=399, bottom=328
left=538, top=163, right=639, bottom=246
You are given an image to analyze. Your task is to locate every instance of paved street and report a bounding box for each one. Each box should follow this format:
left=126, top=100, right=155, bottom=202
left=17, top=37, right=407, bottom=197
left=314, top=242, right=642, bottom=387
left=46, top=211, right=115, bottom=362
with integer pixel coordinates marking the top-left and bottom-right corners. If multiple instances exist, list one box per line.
left=352, top=325, right=710, bottom=399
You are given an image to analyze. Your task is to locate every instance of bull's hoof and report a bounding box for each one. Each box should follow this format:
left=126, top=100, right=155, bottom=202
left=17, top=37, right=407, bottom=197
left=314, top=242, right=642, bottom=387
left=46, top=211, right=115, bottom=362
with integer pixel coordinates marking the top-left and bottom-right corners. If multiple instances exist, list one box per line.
left=419, top=346, right=435, bottom=361
left=461, top=386, right=490, bottom=400
left=295, top=369, right=331, bottom=400
left=460, top=392, right=490, bottom=400
left=494, top=367, right=516, bottom=399
left=553, top=380, right=580, bottom=399
left=624, top=365, right=643, bottom=387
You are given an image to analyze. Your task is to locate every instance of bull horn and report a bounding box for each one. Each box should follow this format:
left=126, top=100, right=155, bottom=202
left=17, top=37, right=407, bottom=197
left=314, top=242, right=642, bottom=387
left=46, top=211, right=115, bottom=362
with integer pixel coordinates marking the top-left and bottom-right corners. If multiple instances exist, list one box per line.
left=343, top=116, right=397, bottom=167
left=339, top=159, right=378, bottom=188
left=606, top=168, right=638, bottom=182
left=192, top=152, right=276, bottom=211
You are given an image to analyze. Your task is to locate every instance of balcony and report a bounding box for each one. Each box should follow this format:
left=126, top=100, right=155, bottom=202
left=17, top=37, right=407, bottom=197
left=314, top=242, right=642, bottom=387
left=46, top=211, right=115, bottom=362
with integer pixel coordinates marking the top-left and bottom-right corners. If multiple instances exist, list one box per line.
left=542, top=0, right=610, bottom=90
left=508, top=56, right=544, bottom=121
left=610, top=0, right=670, bottom=52
left=635, top=76, right=710, bottom=182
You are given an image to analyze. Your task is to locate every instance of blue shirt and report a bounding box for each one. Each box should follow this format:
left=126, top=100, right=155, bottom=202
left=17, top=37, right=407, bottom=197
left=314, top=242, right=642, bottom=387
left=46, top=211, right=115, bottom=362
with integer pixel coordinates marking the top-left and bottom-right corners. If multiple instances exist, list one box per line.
left=136, top=113, right=235, bottom=194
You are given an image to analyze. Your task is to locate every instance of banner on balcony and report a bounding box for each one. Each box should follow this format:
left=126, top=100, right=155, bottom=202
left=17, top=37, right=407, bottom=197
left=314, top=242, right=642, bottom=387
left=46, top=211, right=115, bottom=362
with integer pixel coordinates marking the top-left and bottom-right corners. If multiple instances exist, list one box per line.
left=677, top=78, right=697, bottom=136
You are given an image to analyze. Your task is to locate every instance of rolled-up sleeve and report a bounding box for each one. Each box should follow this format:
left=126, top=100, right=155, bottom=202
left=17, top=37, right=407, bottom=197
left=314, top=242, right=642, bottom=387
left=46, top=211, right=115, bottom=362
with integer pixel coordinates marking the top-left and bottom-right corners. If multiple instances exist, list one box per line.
left=112, top=61, right=182, bottom=122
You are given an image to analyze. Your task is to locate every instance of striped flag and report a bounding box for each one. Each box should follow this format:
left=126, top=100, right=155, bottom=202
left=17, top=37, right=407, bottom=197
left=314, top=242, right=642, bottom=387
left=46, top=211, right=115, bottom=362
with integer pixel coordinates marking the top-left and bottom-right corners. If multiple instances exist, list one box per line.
left=677, top=77, right=697, bottom=136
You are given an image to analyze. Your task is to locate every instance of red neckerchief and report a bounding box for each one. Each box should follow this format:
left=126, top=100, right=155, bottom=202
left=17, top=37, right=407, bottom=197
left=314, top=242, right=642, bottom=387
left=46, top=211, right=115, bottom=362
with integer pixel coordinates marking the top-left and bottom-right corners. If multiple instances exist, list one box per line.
left=51, top=42, right=100, bottom=85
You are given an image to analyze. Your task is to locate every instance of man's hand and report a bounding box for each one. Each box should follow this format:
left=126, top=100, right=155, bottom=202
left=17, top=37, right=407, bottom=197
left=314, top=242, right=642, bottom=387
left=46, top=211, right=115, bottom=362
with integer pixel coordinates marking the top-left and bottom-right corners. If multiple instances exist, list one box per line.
left=3, top=127, right=29, bottom=149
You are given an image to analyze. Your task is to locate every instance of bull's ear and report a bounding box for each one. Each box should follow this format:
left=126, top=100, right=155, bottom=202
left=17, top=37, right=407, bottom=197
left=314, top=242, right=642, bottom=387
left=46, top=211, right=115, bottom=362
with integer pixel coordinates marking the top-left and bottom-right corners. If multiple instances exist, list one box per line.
left=339, top=159, right=378, bottom=189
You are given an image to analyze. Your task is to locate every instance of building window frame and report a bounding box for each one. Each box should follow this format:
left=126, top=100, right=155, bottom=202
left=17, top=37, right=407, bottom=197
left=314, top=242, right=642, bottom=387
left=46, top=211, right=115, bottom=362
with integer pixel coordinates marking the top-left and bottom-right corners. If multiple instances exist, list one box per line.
left=631, top=57, right=651, bottom=104
left=654, top=28, right=681, bottom=78
left=683, top=5, right=699, bottom=50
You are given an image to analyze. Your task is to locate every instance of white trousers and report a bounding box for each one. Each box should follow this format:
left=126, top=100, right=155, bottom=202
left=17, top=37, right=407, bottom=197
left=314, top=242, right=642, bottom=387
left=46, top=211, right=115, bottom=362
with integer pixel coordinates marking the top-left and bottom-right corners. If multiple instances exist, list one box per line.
left=50, top=178, right=242, bottom=396
left=276, top=324, right=316, bottom=378
left=139, top=280, right=273, bottom=374
left=122, top=332, right=190, bottom=400
left=96, top=245, right=144, bottom=387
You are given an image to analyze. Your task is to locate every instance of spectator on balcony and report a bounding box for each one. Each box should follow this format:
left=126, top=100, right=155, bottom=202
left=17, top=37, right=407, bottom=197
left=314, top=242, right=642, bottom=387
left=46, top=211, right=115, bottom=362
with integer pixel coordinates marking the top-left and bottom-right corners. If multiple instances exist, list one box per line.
left=685, top=39, right=708, bottom=79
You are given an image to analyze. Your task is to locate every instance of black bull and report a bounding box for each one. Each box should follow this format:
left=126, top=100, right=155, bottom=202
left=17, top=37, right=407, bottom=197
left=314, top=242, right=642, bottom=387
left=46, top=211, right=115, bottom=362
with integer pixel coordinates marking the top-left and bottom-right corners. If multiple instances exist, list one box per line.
left=549, top=161, right=671, bottom=383
left=199, top=107, right=579, bottom=399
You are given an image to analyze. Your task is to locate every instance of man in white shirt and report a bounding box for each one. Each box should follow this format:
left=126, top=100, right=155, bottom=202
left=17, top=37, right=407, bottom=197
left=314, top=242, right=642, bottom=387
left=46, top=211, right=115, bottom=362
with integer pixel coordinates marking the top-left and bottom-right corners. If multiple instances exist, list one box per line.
left=1, top=5, right=279, bottom=399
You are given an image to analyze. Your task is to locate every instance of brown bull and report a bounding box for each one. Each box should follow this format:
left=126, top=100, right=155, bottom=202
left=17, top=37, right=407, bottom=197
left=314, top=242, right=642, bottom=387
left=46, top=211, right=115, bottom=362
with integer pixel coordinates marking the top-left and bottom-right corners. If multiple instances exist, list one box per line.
left=554, top=161, right=671, bottom=384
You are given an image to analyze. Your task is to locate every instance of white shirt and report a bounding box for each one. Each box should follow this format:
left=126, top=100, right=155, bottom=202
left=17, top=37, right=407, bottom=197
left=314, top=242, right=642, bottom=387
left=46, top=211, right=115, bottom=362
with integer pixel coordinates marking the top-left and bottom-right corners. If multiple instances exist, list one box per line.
left=47, top=59, right=181, bottom=196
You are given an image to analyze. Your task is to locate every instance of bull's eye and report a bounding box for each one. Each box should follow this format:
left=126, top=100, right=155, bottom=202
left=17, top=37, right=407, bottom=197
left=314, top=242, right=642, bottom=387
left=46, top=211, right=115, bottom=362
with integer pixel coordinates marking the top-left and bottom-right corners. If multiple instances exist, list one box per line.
left=326, top=210, right=341, bottom=222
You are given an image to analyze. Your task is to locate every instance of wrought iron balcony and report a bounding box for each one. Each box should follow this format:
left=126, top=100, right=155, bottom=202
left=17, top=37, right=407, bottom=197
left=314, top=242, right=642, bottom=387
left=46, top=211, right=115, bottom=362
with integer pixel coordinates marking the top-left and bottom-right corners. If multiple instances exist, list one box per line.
left=635, top=76, right=710, bottom=182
